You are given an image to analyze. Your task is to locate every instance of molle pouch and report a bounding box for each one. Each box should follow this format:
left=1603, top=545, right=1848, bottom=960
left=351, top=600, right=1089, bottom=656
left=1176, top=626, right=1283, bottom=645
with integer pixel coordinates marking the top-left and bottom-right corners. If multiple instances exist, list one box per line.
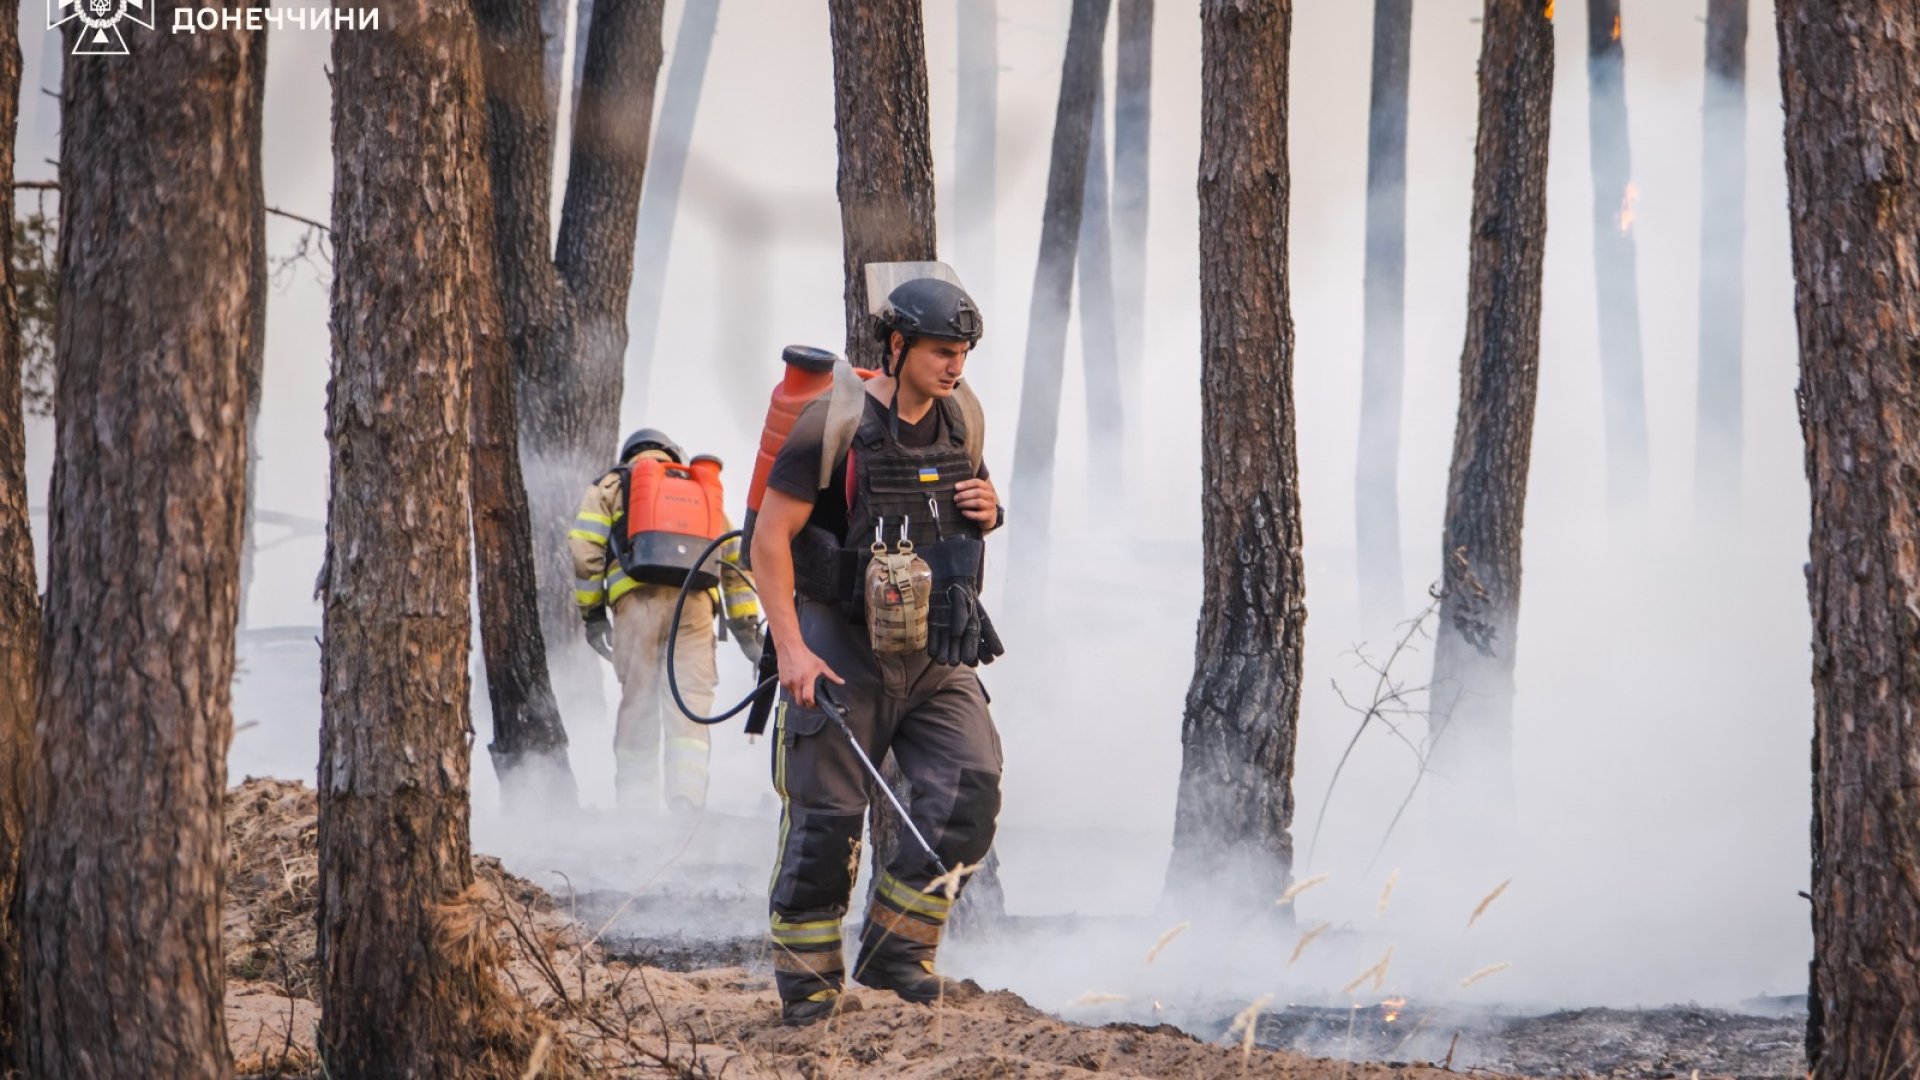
left=864, top=522, right=932, bottom=654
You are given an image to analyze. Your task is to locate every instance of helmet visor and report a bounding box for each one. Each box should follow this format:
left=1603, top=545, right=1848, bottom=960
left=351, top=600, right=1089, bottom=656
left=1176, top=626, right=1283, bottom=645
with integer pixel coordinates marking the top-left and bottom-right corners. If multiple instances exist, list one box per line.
left=863, top=261, right=965, bottom=320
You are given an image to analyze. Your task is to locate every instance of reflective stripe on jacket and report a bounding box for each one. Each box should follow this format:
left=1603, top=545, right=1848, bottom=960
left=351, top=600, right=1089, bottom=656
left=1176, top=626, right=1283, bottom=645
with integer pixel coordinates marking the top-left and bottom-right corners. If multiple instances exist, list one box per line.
left=568, top=450, right=758, bottom=619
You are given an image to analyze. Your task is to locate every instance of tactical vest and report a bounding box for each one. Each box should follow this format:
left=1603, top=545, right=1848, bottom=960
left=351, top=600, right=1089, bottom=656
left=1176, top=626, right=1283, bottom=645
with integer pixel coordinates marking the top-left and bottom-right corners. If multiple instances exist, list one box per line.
left=791, top=396, right=982, bottom=620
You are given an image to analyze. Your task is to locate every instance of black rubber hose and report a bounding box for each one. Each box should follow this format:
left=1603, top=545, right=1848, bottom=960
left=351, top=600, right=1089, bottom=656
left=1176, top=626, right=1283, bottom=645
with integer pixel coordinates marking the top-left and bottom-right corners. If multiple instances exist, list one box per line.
left=666, top=529, right=778, bottom=725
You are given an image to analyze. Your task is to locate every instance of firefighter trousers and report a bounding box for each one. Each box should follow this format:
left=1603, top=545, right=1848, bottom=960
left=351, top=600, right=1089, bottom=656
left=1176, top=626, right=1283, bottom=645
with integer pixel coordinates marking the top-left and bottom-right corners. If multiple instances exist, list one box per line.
left=611, top=585, right=718, bottom=810
left=767, top=596, right=1002, bottom=1001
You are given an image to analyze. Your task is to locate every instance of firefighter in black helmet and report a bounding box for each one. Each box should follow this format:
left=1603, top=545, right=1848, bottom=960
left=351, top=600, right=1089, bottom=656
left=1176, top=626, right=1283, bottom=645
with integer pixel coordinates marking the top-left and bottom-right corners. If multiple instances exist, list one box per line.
left=750, top=267, right=1005, bottom=1026
left=570, top=428, right=759, bottom=812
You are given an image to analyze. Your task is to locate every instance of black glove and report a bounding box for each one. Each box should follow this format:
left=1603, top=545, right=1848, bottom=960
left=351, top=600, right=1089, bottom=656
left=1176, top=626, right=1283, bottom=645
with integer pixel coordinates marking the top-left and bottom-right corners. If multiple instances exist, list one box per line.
left=975, top=605, right=1004, bottom=665
left=923, top=537, right=992, bottom=667
left=583, top=608, right=614, bottom=662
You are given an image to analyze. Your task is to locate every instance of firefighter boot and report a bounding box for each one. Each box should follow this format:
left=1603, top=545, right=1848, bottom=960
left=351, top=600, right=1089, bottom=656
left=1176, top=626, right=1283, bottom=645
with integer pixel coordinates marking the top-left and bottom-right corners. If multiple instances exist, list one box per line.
left=852, top=904, right=982, bottom=1004
left=772, top=931, right=864, bottom=1027
left=780, top=986, right=862, bottom=1027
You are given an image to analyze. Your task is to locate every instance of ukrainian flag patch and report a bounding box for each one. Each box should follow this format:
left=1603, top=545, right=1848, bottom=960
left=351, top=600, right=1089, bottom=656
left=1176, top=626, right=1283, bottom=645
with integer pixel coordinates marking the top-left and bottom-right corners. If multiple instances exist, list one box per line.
left=918, top=466, right=940, bottom=483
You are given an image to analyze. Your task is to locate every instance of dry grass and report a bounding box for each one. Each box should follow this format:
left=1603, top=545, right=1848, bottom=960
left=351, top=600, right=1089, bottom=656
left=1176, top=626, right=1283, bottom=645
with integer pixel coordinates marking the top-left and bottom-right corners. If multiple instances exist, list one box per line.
left=1144, top=921, right=1190, bottom=965
left=1274, top=873, right=1331, bottom=908
left=1466, top=878, right=1512, bottom=930
left=1459, top=961, right=1511, bottom=989
left=1375, top=869, right=1399, bottom=916
left=1288, top=921, right=1333, bottom=968
left=1340, top=945, right=1393, bottom=996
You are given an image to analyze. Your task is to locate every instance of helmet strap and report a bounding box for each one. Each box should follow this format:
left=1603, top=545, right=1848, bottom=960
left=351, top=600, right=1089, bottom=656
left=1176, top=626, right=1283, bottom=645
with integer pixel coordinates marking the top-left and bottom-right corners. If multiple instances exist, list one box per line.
left=888, top=338, right=903, bottom=439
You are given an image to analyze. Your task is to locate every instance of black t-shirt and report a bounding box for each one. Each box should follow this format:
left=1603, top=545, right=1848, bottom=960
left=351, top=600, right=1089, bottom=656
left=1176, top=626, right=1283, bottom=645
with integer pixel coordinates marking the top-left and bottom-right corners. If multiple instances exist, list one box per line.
left=765, top=394, right=988, bottom=540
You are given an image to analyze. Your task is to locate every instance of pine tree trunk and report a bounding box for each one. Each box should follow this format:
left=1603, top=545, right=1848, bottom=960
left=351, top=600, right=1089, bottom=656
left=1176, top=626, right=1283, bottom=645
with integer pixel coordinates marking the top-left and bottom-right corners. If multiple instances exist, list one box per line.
left=238, top=123, right=267, bottom=636
left=320, top=0, right=544, bottom=1070
left=478, top=0, right=666, bottom=733
left=1008, top=0, right=1112, bottom=607
left=626, top=0, right=721, bottom=415
left=1427, top=0, right=1553, bottom=847
left=0, top=5, right=29, bottom=1067
left=554, top=0, right=663, bottom=436
left=1080, top=78, right=1124, bottom=521
left=1585, top=0, right=1648, bottom=520
left=1775, top=2, right=1920, bottom=1072
left=1166, top=0, right=1303, bottom=915
left=1695, top=0, right=1746, bottom=522
left=954, top=0, right=997, bottom=310
left=1355, top=0, right=1411, bottom=627
left=1112, top=0, right=1152, bottom=424
left=472, top=194, right=578, bottom=809
left=22, top=10, right=265, bottom=1074
left=827, top=0, right=937, bottom=371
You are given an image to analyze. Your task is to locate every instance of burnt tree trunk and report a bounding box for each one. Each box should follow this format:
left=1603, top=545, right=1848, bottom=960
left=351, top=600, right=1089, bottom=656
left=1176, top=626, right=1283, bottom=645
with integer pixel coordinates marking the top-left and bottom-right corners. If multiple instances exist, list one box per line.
left=827, top=0, right=937, bottom=372
left=1355, top=0, right=1411, bottom=627
left=954, top=0, right=997, bottom=310
left=1427, top=0, right=1553, bottom=847
left=1695, top=0, right=1746, bottom=523
left=1165, top=0, right=1303, bottom=915
left=1776, top=2, right=1920, bottom=1073
left=1008, top=0, right=1112, bottom=607
left=22, top=9, right=265, bottom=1074
left=1112, top=0, right=1152, bottom=428
left=0, top=4, right=28, bottom=1067
left=1080, top=78, right=1124, bottom=522
left=472, top=188, right=577, bottom=807
left=321, top=0, right=547, bottom=1071
left=1585, top=0, right=1648, bottom=520
left=626, top=0, right=720, bottom=415
left=478, top=0, right=666, bottom=722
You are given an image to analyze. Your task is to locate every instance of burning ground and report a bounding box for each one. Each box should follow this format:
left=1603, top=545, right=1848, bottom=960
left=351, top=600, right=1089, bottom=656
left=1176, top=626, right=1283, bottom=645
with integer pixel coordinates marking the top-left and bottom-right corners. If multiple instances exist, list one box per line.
left=223, top=778, right=1805, bottom=1078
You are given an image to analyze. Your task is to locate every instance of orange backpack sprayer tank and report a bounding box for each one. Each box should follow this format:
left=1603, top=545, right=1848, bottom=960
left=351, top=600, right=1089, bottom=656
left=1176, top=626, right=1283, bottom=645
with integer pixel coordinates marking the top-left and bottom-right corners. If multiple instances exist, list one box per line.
left=621, top=454, right=728, bottom=589
left=740, top=345, right=876, bottom=564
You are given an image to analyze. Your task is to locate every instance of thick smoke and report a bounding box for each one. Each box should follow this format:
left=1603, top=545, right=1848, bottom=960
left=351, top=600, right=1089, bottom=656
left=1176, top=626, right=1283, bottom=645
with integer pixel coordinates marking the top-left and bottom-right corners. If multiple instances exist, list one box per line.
left=15, top=0, right=1811, bottom=1034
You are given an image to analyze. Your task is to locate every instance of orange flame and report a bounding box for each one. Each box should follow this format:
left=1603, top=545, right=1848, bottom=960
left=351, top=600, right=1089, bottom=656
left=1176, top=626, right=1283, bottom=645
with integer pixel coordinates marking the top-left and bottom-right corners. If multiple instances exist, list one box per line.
left=1617, top=182, right=1640, bottom=233
left=1611, top=14, right=1621, bottom=40
left=1544, top=0, right=1554, bottom=19
left=1381, top=996, right=1407, bottom=1023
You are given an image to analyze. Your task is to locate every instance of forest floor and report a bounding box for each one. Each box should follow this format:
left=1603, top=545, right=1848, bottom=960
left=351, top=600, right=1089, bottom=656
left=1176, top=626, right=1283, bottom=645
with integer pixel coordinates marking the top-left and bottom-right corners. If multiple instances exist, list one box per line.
left=222, top=778, right=1805, bottom=1079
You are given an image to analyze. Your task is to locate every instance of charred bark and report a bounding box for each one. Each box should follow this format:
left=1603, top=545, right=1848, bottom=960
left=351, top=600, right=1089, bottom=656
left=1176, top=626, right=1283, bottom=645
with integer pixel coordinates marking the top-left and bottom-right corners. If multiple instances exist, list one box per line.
left=1008, top=0, right=1112, bottom=606
left=626, top=0, right=720, bottom=414
left=954, top=0, right=997, bottom=310
left=1775, top=2, right=1920, bottom=1073
left=1080, top=78, right=1123, bottom=521
left=476, top=0, right=666, bottom=754
left=321, top=0, right=547, bottom=1071
left=1695, top=0, right=1746, bottom=522
left=1427, top=0, right=1553, bottom=847
left=22, top=8, right=265, bottom=1074
left=472, top=179, right=577, bottom=807
left=1166, top=0, right=1303, bottom=915
left=1585, top=0, right=1648, bottom=519
left=1112, top=0, right=1152, bottom=420
left=1355, top=0, right=1411, bottom=626
left=827, top=0, right=937, bottom=371
left=0, top=4, right=27, bottom=1067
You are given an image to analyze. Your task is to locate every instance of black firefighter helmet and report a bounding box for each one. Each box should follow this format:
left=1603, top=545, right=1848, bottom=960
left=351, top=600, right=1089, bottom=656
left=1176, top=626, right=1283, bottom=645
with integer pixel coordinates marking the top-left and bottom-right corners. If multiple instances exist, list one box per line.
left=619, top=427, right=684, bottom=464
left=873, top=276, right=984, bottom=350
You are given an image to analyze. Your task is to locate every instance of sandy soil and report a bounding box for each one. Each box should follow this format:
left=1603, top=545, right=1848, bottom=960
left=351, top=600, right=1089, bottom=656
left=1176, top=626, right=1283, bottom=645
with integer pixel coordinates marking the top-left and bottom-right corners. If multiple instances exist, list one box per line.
left=222, top=777, right=1468, bottom=1079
